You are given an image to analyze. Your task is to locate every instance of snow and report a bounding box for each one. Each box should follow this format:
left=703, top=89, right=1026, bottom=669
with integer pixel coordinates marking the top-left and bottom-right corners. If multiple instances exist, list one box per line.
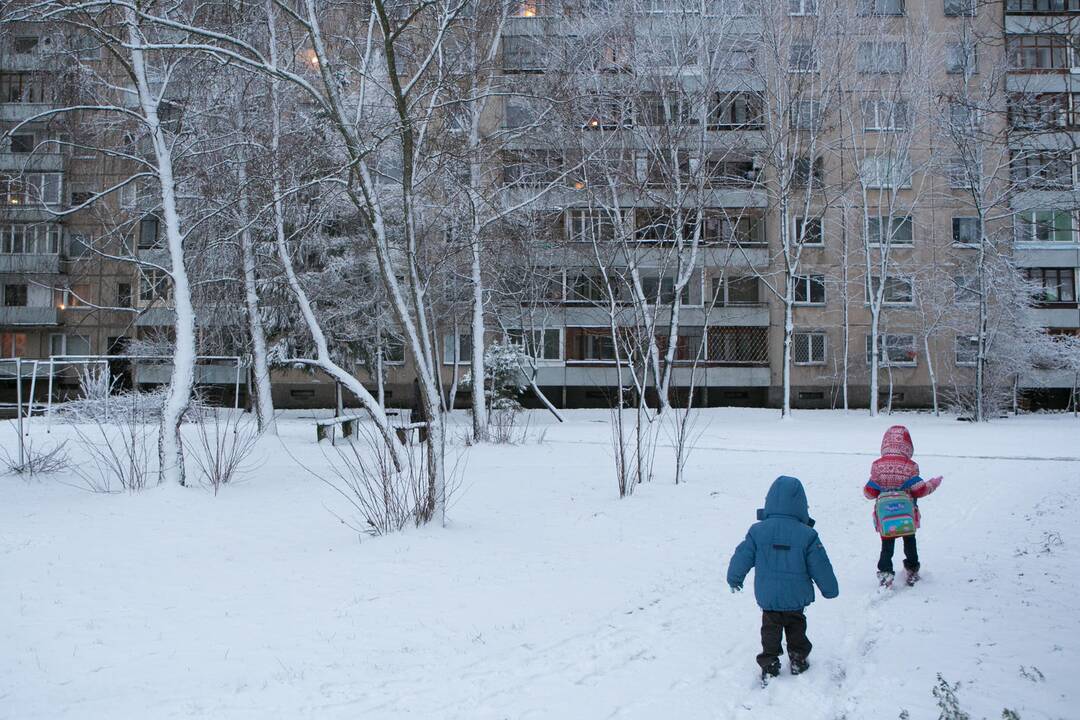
left=2, top=409, right=1078, bottom=719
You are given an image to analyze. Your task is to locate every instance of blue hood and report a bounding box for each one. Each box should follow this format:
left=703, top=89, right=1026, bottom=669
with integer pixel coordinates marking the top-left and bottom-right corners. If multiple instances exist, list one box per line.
left=756, top=475, right=814, bottom=526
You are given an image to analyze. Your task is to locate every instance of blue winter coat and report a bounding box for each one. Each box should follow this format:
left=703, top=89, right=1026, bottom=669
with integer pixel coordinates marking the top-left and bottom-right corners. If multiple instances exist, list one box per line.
left=726, top=476, right=839, bottom=612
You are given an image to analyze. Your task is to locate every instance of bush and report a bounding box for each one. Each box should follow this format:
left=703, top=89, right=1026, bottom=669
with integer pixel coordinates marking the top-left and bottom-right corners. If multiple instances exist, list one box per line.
left=185, top=409, right=260, bottom=494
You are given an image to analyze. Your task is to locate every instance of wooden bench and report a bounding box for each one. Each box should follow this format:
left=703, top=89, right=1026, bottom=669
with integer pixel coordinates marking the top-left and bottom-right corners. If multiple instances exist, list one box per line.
left=315, top=414, right=364, bottom=444
left=395, top=421, right=430, bottom=445
left=315, top=409, right=415, bottom=445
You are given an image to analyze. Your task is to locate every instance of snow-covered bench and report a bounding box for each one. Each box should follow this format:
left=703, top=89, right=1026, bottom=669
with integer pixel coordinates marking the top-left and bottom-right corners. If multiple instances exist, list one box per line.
left=315, top=409, right=414, bottom=444
left=315, top=414, right=364, bottom=444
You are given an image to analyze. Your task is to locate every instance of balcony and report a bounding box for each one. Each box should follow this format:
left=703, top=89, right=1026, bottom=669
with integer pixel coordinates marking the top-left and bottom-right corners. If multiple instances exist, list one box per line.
left=0, top=102, right=57, bottom=124
left=1033, top=305, right=1080, bottom=328
left=134, top=306, right=175, bottom=327
left=0, top=153, right=65, bottom=172
left=134, top=362, right=245, bottom=386
left=0, top=306, right=58, bottom=325
left=0, top=254, right=60, bottom=274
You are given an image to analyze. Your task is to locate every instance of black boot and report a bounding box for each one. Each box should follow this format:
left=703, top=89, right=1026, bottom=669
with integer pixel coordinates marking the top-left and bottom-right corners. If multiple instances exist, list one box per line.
left=790, top=654, right=810, bottom=675
left=761, top=659, right=781, bottom=685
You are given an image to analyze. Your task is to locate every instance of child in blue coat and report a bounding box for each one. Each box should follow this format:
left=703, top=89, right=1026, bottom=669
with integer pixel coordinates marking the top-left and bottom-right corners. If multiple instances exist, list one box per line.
left=727, top=475, right=839, bottom=682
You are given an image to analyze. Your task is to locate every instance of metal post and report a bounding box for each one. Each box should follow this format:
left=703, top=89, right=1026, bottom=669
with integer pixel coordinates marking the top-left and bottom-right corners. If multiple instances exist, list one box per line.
left=27, top=362, right=38, bottom=419
left=104, top=362, right=110, bottom=424
left=15, top=358, right=24, bottom=469
left=45, top=357, right=55, bottom=433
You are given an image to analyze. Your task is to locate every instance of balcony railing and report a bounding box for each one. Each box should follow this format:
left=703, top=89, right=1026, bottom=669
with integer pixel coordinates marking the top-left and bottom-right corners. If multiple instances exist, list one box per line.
left=0, top=306, right=58, bottom=325
left=0, top=254, right=60, bottom=274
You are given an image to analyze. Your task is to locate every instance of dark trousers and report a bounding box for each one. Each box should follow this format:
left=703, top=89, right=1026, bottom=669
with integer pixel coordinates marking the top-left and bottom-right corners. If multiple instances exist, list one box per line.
left=757, top=610, right=812, bottom=670
left=878, top=534, right=919, bottom=573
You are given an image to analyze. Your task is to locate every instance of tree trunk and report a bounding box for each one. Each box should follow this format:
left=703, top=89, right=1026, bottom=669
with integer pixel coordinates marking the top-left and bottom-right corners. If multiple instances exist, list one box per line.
left=469, top=238, right=487, bottom=441
left=237, top=164, right=276, bottom=435
left=126, top=11, right=194, bottom=485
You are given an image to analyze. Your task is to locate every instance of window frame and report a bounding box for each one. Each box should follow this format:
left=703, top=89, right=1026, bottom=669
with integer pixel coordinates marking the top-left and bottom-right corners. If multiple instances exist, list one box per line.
left=792, top=331, right=827, bottom=365
left=793, top=274, right=827, bottom=305
left=866, top=333, right=918, bottom=367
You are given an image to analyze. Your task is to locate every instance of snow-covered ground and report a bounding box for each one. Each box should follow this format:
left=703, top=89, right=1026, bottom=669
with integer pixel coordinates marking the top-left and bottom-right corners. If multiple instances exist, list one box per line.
left=2, top=409, right=1078, bottom=719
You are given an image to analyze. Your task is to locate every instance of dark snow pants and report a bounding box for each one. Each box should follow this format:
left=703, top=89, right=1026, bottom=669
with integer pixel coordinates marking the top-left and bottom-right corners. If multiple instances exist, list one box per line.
left=757, top=610, right=812, bottom=670
left=878, top=534, right=919, bottom=574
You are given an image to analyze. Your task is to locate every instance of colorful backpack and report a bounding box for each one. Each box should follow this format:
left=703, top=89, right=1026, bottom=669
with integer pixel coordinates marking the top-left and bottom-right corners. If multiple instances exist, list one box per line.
left=875, top=491, right=917, bottom=538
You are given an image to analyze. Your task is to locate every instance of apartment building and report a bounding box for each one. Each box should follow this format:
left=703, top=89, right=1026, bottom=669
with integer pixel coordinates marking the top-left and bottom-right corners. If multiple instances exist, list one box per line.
left=1004, top=0, right=1080, bottom=407
left=1, top=25, right=133, bottom=403
left=3, top=2, right=1077, bottom=413
left=462, top=0, right=1079, bottom=410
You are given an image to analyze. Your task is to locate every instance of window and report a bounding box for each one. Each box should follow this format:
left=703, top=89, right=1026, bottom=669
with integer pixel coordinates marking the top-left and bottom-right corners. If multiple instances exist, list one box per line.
left=953, top=275, right=979, bottom=304
left=0, top=173, right=62, bottom=206
left=1026, top=267, right=1076, bottom=303
left=58, top=285, right=91, bottom=309
left=1016, top=210, right=1075, bottom=243
left=49, top=334, right=91, bottom=357
left=512, top=1, right=550, bottom=16
left=638, top=92, right=695, bottom=127
left=944, top=0, right=975, bottom=15
left=443, top=333, right=473, bottom=364
left=14, top=36, right=39, bottom=54
left=790, top=101, right=823, bottom=131
left=859, top=0, right=904, bottom=14
left=117, top=283, right=132, bottom=308
left=793, top=274, right=826, bottom=304
left=860, top=154, right=911, bottom=189
left=502, top=151, right=562, bottom=186
left=507, top=328, right=562, bottom=360
left=571, top=330, right=618, bottom=361
left=711, top=92, right=763, bottom=129
left=1009, top=93, right=1080, bottom=130
left=712, top=276, right=761, bottom=305
left=1011, top=150, right=1073, bottom=189
left=702, top=157, right=760, bottom=187
left=0, top=73, right=45, bottom=103
left=1007, top=35, right=1072, bottom=71
left=1006, top=0, right=1080, bottom=10
left=382, top=335, right=405, bottom=364
left=857, top=42, right=906, bottom=73
left=8, top=134, right=34, bottom=153
left=567, top=209, right=614, bottom=243
left=866, top=333, right=917, bottom=366
left=866, top=216, right=913, bottom=245
left=952, top=217, right=981, bottom=245
left=635, top=208, right=696, bottom=242
left=706, top=327, right=769, bottom=364
left=583, top=92, right=634, bottom=129
left=702, top=211, right=765, bottom=244
left=640, top=275, right=695, bottom=305
left=3, top=284, right=28, bottom=307
left=793, top=332, right=826, bottom=365
left=955, top=335, right=979, bottom=366
left=794, top=216, right=824, bottom=245
left=868, top=276, right=914, bottom=305
left=568, top=272, right=610, bottom=303
left=862, top=99, right=908, bottom=131
left=789, top=0, right=817, bottom=14
left=793, top=156, right=824, bottom=188
left=943, top=156, right=969, bottom=189
left=138, top=216, right=161, bottom=249
left=789, top=42, right=818, bottom=72
left=0, top=332, right=28, bottom=357
left=945, top=42, right=977, bottom=74
left=0, top=223, right=61, bottom=254
left=948, top=101, right=980, bottom=134
left=502, top=35, right=547, bottom=72
left=139, top=269, right=170, bottom=303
